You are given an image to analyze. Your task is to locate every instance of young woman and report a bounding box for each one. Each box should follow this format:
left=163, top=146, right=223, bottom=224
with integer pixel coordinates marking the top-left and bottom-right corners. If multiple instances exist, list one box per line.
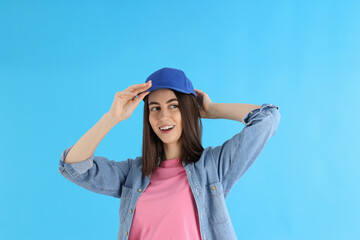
left=58, top=67, right=281, bottom=240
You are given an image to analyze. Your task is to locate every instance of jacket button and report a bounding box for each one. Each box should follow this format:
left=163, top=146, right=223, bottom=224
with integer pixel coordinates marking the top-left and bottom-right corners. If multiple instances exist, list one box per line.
left=138, top=188, right=142, bottom=192
left=125, top=232, right=128, bottom=235
left=211, top=186, right=216, bottom=190
left=129, top=209, right=133, bottom=214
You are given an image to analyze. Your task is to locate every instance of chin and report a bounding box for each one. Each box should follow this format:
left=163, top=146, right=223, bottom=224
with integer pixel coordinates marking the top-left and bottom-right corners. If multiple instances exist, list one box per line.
left=159, top=136, right=180, bottom=145
left=160, top=139, right=177, bottom=145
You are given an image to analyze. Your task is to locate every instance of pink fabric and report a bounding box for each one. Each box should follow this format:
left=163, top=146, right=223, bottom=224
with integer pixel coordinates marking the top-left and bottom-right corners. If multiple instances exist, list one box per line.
left=128, top=158, right=201, bottom=240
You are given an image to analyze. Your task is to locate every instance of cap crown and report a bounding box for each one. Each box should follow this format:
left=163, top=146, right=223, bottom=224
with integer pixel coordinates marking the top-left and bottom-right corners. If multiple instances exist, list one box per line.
left=143, top=67, right=196, bottom=101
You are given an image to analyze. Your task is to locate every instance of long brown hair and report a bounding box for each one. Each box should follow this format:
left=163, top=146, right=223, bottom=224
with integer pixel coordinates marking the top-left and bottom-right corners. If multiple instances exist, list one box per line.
left=141, top=90, right=204, bottom=177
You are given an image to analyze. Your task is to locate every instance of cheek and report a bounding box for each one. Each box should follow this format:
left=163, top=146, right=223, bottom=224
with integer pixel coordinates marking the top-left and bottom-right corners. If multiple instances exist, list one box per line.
left=149, top=116, right=156, bottom=130
left=175, top=112, right=182, bottom=126
left=177, top=110, right=182, bottom=119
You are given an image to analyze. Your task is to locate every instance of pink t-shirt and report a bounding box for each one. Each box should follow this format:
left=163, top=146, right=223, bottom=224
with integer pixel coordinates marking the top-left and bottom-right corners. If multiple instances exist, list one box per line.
left=128, top=158, right=201, bottom=240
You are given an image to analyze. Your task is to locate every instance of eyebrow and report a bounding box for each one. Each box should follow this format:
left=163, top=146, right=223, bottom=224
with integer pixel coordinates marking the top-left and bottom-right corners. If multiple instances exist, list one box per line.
left=148, top=98, right=178, bottom=106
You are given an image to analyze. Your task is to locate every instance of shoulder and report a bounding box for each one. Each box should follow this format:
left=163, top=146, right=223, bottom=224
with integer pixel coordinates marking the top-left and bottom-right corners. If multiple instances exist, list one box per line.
left=193, top=146, right=216, bottom=168
left=132, top=156, right=143, bottom=167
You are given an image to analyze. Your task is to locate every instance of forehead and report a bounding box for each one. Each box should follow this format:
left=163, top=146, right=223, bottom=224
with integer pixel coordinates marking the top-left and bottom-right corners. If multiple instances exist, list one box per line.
left=148, top=88, right=177, bottom=102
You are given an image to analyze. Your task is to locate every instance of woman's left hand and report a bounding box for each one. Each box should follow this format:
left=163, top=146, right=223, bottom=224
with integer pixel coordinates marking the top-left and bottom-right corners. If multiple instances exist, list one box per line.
left=194, top=89, right=214, bottom=119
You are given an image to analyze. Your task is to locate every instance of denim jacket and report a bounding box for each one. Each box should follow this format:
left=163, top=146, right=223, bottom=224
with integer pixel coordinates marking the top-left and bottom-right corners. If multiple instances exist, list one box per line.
left=58, top=103, right=280, bottom=240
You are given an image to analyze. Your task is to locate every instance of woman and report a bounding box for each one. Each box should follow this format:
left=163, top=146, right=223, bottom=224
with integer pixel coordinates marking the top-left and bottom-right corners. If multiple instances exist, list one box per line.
left=58, top=67, right=281, bottom=240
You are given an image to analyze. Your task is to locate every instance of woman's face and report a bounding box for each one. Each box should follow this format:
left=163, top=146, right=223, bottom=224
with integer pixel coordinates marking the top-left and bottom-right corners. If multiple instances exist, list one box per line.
left=148, top=89, right=182, bottom=146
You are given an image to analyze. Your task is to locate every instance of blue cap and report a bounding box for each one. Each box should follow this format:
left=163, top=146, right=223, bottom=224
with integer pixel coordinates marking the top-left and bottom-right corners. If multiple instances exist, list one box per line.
left=143, top=67, right=197, bottom=101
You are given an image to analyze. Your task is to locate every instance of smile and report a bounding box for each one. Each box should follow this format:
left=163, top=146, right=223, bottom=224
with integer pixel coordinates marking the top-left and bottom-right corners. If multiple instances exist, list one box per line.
left=160, top=126, right=175, bottom=134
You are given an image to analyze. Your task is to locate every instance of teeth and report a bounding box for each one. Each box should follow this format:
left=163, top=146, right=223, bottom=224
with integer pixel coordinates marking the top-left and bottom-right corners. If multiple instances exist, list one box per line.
left=160, top=125, right=174, bottom=130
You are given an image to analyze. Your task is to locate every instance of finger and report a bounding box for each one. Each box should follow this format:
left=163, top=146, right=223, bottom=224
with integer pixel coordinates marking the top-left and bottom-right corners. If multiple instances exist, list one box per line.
left=134, top=91, right=150, bottom=105
left=119, top=90, right=138, bottom=98
left=133, top=87, right=151, bottom=96
left=130, top=83, right=152, bottom=95
left=128, top=83, right=147, bottom=90
left=194, top=89, right=203, bottom=95
left=128, top=81, right=152, bottom=91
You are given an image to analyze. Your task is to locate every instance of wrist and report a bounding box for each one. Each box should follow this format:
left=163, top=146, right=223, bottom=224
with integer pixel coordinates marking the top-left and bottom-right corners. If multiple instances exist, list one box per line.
left=103, top=113, right=121, bottom=127
left=207, top=103, right=218, bottom=119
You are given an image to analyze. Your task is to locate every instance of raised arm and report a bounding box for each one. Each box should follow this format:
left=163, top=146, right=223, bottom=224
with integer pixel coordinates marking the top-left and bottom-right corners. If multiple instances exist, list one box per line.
left=207, top=103, right=280, bottom=198
left=205, top=102, right=261, bottom=123
left=64, top=113, right=118, bottom=164
left=58, top=144, right=133, bottom=198
left=194, top=89, right=280, bottom=198
left=194, top=89, right=261, bottom=123
left=58, top=81, right=152, bottom=198
left=58, top=113, right=132, bottom=198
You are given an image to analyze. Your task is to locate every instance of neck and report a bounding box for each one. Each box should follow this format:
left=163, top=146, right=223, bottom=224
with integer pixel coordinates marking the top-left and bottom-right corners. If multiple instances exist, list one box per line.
left=163, top=142, right=181, bottom=161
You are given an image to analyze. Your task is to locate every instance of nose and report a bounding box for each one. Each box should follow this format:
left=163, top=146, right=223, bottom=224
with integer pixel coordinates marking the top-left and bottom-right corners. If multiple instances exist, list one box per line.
left=159, top=107, right=171, bottom=119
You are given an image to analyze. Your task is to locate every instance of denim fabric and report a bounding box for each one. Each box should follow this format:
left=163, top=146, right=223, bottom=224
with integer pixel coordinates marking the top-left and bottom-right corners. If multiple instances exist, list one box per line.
left=58, top=103, right=281, bottom=240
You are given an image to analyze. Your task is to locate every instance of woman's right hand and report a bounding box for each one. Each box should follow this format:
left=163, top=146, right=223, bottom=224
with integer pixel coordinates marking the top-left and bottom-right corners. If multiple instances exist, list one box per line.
left=107, top=81, right=152, bottom=123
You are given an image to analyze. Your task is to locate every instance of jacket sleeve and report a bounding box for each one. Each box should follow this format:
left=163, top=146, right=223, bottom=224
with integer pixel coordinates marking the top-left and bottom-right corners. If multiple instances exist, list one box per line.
left=58, top=145, right=133, bottom=198
left=208, top=103, right=281, bottom=198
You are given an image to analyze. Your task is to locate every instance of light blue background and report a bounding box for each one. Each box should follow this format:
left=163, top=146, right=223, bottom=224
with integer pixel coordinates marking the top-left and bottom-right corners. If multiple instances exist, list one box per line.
left=1, top=1, right=359, bottom=239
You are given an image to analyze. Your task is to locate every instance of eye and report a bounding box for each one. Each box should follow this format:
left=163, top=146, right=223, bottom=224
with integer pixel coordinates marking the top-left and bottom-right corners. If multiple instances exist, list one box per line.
left=150, top=104, right=178, bottom=111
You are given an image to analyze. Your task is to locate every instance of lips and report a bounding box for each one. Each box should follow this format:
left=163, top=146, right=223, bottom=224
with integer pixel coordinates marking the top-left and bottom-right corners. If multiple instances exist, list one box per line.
left=159, top=124, right=175, bottom=129
left=159, top=125, right=175, bottom=134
